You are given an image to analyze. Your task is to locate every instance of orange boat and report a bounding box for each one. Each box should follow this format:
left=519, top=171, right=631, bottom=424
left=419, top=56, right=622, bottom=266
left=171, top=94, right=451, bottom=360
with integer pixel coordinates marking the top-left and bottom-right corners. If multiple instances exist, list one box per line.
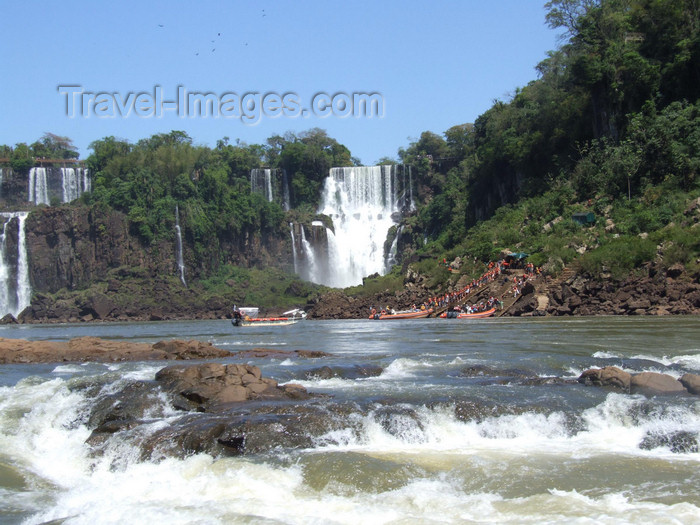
left=439, top=307, right=496, bottom=319
left=369, top=308, right=433, bottom=320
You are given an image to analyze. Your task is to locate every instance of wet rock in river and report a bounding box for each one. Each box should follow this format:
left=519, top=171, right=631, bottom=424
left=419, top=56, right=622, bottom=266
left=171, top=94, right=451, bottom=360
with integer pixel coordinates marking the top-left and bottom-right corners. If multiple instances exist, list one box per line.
left=578, top=366, right=632, bottom=391
left=680, top=373, right=700, bottom=395
left=639, top=430, right=699, bottom=454
left=630, top=372, right=688, bottom=395
left=305, top=364, right=383, bottom=380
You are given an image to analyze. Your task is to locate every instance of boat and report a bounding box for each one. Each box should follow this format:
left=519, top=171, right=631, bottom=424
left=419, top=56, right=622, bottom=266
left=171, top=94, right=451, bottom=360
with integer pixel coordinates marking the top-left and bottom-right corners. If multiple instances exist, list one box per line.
left=439, top=307, right=496, bottom=319
left=232, top=307, right=307, bottom=327
left=369, top=308, right=433, bottom=320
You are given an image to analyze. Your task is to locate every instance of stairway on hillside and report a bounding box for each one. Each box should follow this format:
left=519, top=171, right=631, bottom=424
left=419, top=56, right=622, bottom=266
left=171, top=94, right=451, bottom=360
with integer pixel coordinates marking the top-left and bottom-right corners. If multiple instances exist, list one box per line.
left=529, top=261, right=582, bottom=314
left=431, top=269, right=526, bottom=317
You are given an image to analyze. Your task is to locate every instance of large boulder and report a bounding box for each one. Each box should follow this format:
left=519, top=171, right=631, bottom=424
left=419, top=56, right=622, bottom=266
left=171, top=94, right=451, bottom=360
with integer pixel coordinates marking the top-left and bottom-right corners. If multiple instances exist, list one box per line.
left=155, top=363, right=308, bottom=410
left=578, top=366, right=631, bottom=391
left=630, top=372, right=687, bottom=395
left=679, top=373, right=700, bottom=395
left=151, top=339, right=232, bottom=360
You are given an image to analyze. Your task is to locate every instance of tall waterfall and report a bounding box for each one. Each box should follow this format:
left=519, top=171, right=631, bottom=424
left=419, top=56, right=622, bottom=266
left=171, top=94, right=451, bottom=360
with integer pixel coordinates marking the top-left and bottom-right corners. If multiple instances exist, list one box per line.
left=28, top=168, right=49, bottom=205
left=61, top=167, right=90, bottom=203
left=175, top=205, right=186, bottom=286
left=250, top=168, right=289, bottom=208
left=0, top=212, right=31, bottom=317
left=250, top=168, right=275, bottom=202
left=282, top=170, right=290, bottom=211
left=27, top=167, right=91, bottom=205
left=289, top=223, right=298, bottom=274
left=309, top=165, right=403, bottom=288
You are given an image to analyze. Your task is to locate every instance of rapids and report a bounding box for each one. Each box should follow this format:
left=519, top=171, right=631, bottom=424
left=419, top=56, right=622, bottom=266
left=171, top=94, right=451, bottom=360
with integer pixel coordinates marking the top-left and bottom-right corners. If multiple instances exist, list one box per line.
left=0, top=316, right=698, bottom=524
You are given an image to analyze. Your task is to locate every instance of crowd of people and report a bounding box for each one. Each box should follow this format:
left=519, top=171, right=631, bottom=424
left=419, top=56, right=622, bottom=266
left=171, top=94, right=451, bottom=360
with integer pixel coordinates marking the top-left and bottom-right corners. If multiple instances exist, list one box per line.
left=423, top=259, right=508, bottom=310
left=374, top=257, right=542, bottom=317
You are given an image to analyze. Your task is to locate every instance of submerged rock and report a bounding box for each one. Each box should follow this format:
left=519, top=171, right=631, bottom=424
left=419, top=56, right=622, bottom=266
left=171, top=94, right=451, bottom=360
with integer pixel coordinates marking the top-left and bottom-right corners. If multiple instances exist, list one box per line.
left=305, top=364, right=383, bottom=380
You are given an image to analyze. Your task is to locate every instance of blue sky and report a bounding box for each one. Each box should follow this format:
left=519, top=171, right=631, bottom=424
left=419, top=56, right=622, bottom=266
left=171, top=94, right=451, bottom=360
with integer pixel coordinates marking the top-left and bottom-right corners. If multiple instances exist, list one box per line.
left=1, top=1, right=559, bottom=164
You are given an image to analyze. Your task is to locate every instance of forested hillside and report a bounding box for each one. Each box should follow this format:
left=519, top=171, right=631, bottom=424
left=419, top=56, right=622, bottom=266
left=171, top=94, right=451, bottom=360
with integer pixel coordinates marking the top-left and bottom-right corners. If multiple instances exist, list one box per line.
left=1, top=0, right=699, bottom=321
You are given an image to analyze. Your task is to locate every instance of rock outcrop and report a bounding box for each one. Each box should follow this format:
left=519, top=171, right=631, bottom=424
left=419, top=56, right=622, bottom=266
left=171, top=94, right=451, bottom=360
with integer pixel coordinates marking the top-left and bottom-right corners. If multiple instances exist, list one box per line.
left=579, top=367, right=700, bottom=396
left=154, top=362, right=310, bottom=409
left=0, top=336, right=232, bottom=364
left=544, top=263, right=700, bottom=316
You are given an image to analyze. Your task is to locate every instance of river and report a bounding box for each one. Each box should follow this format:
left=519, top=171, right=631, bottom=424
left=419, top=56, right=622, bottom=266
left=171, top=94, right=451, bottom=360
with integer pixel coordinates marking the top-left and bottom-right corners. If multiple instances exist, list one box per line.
left=1, top=316, right=699, bottom=524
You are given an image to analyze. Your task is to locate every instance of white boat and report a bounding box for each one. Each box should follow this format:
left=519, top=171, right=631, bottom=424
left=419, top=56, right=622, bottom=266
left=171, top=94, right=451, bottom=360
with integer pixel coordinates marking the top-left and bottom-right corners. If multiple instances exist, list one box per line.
left=232, top=307, right=306, bottom=327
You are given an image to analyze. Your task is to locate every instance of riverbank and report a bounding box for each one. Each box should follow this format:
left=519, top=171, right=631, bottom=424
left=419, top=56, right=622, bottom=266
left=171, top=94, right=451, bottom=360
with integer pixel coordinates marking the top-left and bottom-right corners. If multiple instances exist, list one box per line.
left=1, top=261, right=698, bottom=324
left=0, top=337, right=232, bottom=364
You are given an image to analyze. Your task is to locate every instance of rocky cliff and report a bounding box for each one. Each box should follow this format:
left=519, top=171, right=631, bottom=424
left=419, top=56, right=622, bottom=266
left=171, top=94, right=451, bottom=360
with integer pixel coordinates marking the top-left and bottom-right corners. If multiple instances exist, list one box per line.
left=26, top=205, right=153, bottom=292
left=24, top=204, right=290, bottom=294
left=4, top=204, right=293, bottom=323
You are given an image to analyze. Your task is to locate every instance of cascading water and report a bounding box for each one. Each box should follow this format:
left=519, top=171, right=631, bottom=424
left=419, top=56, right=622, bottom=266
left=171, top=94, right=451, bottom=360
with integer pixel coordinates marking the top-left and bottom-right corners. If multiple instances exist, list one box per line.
left=0, top=212, right=31, bottom=317
left=61, top=167, right=90, bottom=202
left=282, top=170, right=290, bottom=211
left=299, top=226, right=318, bottom=281
left=289, top=223, right=298, bottom=274
left=314, top=165, right=402, bottom=288
left=27, top=167, right=91, bottom=205
left=250, top=169, right=274, bottom=202
left=250, top=168, right=290, bottom=209
left=386, top=225, right=402, bottom=269
left=175, top=205, right=186, bottom=286
left=28, top=167, right=49, bottom=205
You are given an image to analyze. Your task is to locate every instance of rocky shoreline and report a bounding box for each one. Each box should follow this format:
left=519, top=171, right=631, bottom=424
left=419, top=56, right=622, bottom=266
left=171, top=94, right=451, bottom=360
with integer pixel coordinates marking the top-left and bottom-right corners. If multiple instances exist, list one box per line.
left=0, top=337, right=235, bottom=364
left=1, top=261, right=698, bottom=324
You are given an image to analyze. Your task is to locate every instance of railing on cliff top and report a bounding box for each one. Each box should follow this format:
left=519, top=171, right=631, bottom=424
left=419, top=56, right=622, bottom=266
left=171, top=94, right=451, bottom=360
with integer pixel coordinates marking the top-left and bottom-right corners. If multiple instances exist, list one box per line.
left=0, top=158, right=86, bottom=166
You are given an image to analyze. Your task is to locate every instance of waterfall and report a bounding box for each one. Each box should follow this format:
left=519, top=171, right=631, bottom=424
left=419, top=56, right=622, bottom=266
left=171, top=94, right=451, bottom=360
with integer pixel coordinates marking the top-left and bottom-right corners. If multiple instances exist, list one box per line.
left=310, top=165, right=401, bottom=288
left=0, top=212, right=31, bottom=317
left=0, top=168, right=3, bottom=198
left=300, top=227, right=317, bottom=281
left=175, top=205, right=186, bottom=286
left=28, top=167, right=49, bottom=205
left=61, top=167, right=91, bottom=203
left=289, top=223, right=298, bottom=274
left=250, top=168, right=274, bottom=202
left=82, top=168, right=92, bottom=193
left=386, top=225, right=402, bottom=269
left=282, top=169, right=290, bottom=211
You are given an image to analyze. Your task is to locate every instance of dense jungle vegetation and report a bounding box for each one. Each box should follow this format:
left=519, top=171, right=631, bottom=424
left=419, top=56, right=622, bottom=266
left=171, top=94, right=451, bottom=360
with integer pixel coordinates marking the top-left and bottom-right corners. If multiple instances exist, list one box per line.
left=2, top=0, right=699, bottom=304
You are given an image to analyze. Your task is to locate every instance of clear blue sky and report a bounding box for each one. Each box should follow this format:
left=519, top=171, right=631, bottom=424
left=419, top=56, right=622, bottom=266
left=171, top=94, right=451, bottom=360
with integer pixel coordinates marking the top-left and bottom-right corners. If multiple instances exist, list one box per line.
left=1, top=1, right=559, bottom=164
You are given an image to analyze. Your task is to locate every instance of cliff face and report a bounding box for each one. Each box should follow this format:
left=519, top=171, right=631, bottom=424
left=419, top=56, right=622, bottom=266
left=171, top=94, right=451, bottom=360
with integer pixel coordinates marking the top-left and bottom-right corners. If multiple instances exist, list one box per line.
left=26, top=206, right=153, bottom=292
left=24, top=205, right=290, bottom=294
